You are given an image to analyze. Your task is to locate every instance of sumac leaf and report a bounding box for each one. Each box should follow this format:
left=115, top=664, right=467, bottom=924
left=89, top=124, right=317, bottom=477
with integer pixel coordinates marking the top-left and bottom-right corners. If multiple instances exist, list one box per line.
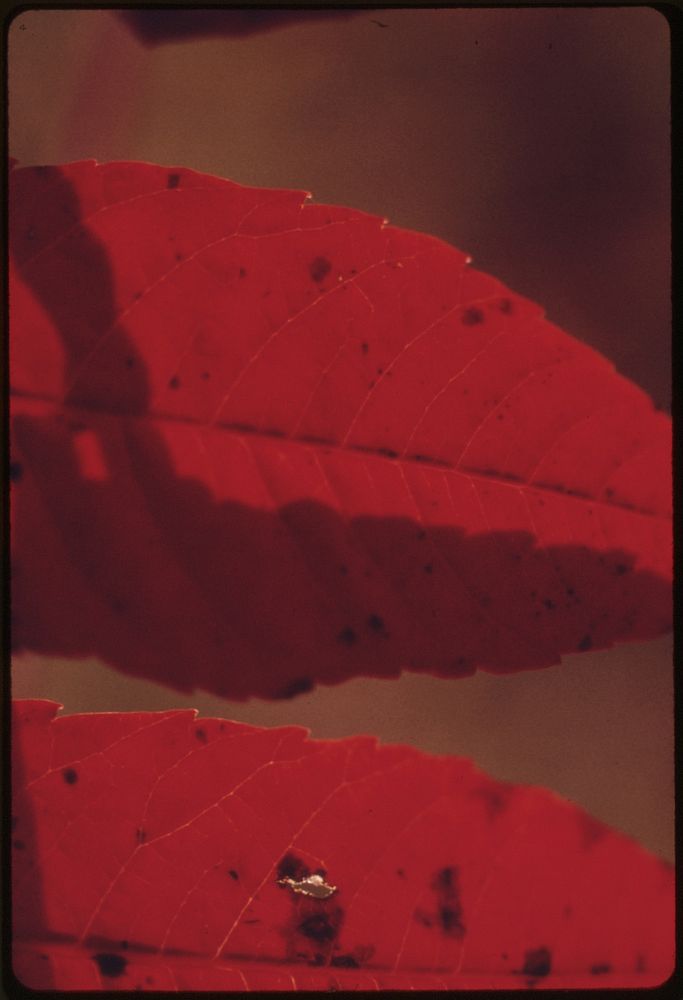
left=11, top=701, right=673, bottom=990
left=9, top=161, right=671, bottom=699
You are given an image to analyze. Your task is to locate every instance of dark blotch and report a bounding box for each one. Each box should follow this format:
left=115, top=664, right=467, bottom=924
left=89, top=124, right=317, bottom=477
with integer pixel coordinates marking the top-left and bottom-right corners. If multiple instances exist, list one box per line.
left=195, top=727, right=207, bottom=742
left=175, top=251, right=184, bottom=262
left=13, top=840, right=25, bottom=850
left=93, top=953, right=128, bottom=978
left=274, top=676, right=314, bottom=699
left=63, top=767, right=78, bottom=785
left=239, top=267, right=247, bottom=278
left=309, top=256, right=332, bottom=283
left=424, top=563, right=433, bottom=574
left=378, top=447, right=398, bottom=459
left=277, top=852, right=310, bottom=881
left=120, top=940, right=129, bottom=950
left=396, top=868, right=405, bottom=878
left=337, top=626, right=357, bottom=646
left=361, top=342, right=369, bottom=354
left=615, top=563, right=629, bottom=575
left=431, top=866, right=465, bottom=938
left=542, top=598, right=556, bottom=610
left=298, top=912, right=338, bottom=944
left=590, top=963, right=612, bottom=975
left=367, top=614, right=385, bottom=633
left=228, top=869, right=239, bottom=880
left=414, top=908, right=433, bottom=928
left=440, top=905, right=464, bottom=935
left=201, top=371, right=210, bottom=380
left=136, top=828, right=146, bottom=844
left=167, top=173, right=180, bottom=189
left=331, top=955, right=359, bottom=968
left=499, top=298, right=513, bottom=314
left=10, top=462, right=23, bottom=482
left=124, top=357, right=135, bottom=369
left=577, top=634, right=593, bottom=651
left=168, top=375, right=181, bottom=390
left=461, top=306, right=484, bottom=325
left=521, top=946, right=552, bottom=978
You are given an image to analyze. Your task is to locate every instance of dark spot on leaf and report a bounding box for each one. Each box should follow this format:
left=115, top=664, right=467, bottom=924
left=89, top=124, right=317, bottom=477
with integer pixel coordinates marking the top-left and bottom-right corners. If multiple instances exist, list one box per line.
left=590, top=963, right=612, bottom=975
left=275, top=676, right=314, bottom=699
left=339, top=565, right=348, bottom=575
left=496, top=413, right=505, bottom=420
left=10, top=462, right=23, bottom=482
left=337, top=627, right=357, bottom=646
left=376, top=367, right=384, bottom=375
left=499, top=298, right=513, bottom=314
left=396, top=868, right=405, bottom=878
left=417, top=530, right=427, bottom=540
left=13, top=840, right=25, bottom=850
left=367, top=614, right=385, bottom=633
left=309, top=256, right=332, bottom=283
left=124, top=356, right=135, bottom=369
left=228, top=869, right=239, bottom=880
left=577, top=634, right=593, bottom=651
left=136, top=828, right=146, bottom=844
left=239, top=267, right=247, bottom=278
left=63, top=768, right=78, bottom=785
left=277, top=852, right=310, bottom=882
left=615, top=563, right=629, bottom=575
left=168, top=376, right=180, bottom=390
left=440, top=905, right=464, bottom=935
left=200, top=371, right=210, bottom=380
left=414, top=908, right=434, bottom=928
left=424, top=563, right=433, bottom=574
left=195, top=727, right=207, bottom=742
left=378, top=447, right=398, bottom=459
left=133, top=290, right=142, bottom=300
left=298, top=910, right=341, bottom=944
left=542, top=599, right=556, bottom=610
left=462, top=306, right=484, bottom=325
left=167, top=173, right=180, bottom=189
left=470, top=785, right=509, bottom=821
left=361, top=342, right=369, bottom=354
left=635, top=954, right=647, bottom=972
left=521, top=946, right=552, bottom=978
left=331, top=955, right=359, bottom=968
left=120, top=940, right=129, bottom=950
left=145, top=977, right=154, bottom=985
left=431, top=866, right=465, bottom=938
left=93, top=953, right=127, bottom=978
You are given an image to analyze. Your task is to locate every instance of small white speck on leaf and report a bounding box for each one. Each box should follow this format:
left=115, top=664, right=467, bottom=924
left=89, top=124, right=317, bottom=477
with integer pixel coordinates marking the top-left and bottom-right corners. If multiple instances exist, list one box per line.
left=277, top=873, right=338, bottom=899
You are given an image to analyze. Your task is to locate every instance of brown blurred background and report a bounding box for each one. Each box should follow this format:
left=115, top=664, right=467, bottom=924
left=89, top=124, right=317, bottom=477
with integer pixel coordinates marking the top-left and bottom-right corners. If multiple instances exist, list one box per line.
left=9, top=9, right=672, bottom=860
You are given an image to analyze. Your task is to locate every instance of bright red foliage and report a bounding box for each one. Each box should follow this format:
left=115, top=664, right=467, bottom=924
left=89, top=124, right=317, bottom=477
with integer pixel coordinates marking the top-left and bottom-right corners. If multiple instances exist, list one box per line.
left=12, top=701, right=674, bottom=990
left=9, top=161, right=671, bottom=699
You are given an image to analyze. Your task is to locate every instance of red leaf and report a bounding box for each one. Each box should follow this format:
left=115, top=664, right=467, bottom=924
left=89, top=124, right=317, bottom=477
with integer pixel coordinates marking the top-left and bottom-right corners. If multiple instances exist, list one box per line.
left=120, top=10, right=358, bottom=45
left=10, top=161, right=671, bottom=699
left=12, top=700, right=673, bottom=990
